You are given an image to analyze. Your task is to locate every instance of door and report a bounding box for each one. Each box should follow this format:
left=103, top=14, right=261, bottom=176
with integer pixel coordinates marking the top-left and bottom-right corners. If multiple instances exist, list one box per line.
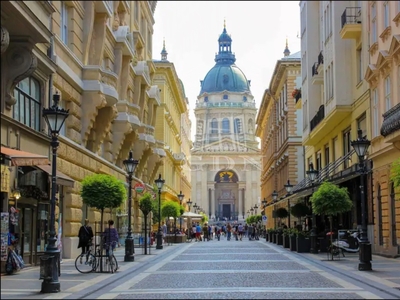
left=19, top=205, right=34, bottom=265
left=223, top=204, right=231, bottom=220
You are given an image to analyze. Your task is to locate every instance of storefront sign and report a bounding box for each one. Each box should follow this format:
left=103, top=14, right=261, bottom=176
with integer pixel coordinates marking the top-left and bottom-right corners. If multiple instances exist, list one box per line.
left=134, top=183, right=145, bottom=194
left=0, top=165, right=10, bottom=193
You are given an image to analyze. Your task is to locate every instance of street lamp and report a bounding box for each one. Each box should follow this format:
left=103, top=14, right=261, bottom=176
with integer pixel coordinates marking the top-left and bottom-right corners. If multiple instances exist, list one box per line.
left=177, top=191, right=184, bottom=232
left=250, top=207, right=254, bottom=215
left=187, top=198, right=192, bottom=212
left=284, top=180, right=293, bottom=194
left=193, top=203, right=198, bottom=213
left=154, top=174, right=165, bottom=250
left=123, top=151, right=139, bottom=262
left=254, top=204, right=258, bottom=215
left=272, top=190, right=278, bottom=228
left=351, top=129, right=372, bottom=271
left=306, top=163, right=319, bottom=254
left=41, top=92, right=69, bottom=293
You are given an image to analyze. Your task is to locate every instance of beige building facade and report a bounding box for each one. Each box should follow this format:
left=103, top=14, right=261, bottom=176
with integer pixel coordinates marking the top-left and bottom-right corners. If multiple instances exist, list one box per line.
left=1, top=1, right=165, bottom=266
left=255, top=44, right=304, bottom=229
left=191, top=25, right=261, bottom=221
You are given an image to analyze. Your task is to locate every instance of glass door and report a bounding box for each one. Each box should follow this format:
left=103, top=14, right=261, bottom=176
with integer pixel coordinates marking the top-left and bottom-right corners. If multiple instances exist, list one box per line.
left=19, top=206, right=34, bottom=265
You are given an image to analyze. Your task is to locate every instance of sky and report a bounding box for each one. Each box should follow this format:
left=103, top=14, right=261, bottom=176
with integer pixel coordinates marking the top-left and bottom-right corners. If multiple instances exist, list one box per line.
left=152, top=1, right=301, bottom=140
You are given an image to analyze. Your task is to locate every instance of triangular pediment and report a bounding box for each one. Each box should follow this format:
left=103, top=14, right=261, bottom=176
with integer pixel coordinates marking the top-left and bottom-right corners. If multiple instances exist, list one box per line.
left=389, top=35, right=400, bottom=56
left=198, top=137, right=260, bottom=153
left=364, top=64, right=378, bottom=83
left=376, top=50, right=390, bottom=70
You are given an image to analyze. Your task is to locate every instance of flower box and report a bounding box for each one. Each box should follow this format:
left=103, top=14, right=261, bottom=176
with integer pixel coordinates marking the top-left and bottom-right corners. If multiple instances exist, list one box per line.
left=276, top=233, right=283, bottom=246
left=283, top=234, right=290, bottom=248
left=289, top=235, right=297, bottom=251
left=296, top=236, right=311, bottom=253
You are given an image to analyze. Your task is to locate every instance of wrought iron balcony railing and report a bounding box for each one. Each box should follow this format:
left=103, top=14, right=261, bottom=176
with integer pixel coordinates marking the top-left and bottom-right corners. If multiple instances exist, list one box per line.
left=381, top=103, right=400, bottom=137
left=312, top=62, right=319, bottom=77
left=310, top=105, right=325, bottom=132
left=341, top=7, right=361, bottom=28
left=318, top=51, right=324, bottom=65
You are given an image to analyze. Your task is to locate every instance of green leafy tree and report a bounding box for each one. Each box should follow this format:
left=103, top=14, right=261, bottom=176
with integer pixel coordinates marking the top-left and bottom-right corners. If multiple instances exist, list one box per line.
left=391, top=157, right=400, bottom=189
left=276, top=208, right=289, bottom=219
left=81, top=174, right=126, bottom=232
left=290, top=202, right=310, bottom=224
left=310, top=181, right=353, bottom=247
left=139, top=192, right=153, bottom=255
left=199, top=212, right=208, bottom=225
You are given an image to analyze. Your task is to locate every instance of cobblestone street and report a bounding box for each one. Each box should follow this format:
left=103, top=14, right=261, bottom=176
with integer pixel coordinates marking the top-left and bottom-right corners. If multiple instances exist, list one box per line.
left=2, top=238, right=400, bottom=299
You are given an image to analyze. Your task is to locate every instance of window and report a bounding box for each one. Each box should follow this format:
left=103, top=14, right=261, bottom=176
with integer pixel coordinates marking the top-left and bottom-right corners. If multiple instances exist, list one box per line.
left=223, top=94, right=228, bottom=100
left=234, top=118, right=241, bottom=133
left=397, top=1, right=400, bottom=13
left=356, top=48, right=362, bottom=84
left=371, top=3, right=377, bottom=43
left=316, top=151, right=322, bottom=171
left=13, top=77, right=41, bottom=131
left=357, top=113, right=367, bottom=137
left=243, top=96, right=247, bottom=102
left=324, top=145, right=329, bottom=167
left=60, top=2, right=68, bottom=44
left=372, top=89, right=379, bottom=137
left=384, top=76, right=391, bottom=111
left=222, top=118, right=230, bottom=134
left=204, top=96, right=208, bottom=102
left=343, top=128, right=351, bottom=169
left=383, top=1, right=390, bottom=28
left=211, top=118, right=218, bottom=134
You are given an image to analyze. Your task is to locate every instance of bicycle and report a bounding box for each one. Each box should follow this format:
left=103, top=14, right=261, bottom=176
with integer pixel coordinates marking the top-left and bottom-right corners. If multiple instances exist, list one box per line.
left=75, top=243, right=96, bottom=274
left=100, top=243, right=118, bottom=274
left=75, top=243, right=118, bottom=274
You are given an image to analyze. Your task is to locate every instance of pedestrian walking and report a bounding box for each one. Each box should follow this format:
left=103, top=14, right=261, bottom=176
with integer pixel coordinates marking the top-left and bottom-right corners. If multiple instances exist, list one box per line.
left=77, top=219, right=94, bottom=263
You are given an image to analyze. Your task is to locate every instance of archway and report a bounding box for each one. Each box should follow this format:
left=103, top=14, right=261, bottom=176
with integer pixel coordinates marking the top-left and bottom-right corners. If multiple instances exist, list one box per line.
left=214, top=170, right=239, bottom=221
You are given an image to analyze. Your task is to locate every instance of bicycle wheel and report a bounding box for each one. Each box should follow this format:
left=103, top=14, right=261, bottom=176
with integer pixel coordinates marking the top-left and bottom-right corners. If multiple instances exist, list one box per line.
left=75, top=253, right=96, bottom=273
left=108, top=255, right=118, bottom=273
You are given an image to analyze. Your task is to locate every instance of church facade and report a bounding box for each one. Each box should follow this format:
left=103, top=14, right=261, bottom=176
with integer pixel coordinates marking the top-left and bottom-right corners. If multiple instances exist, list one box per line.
left=190, top=24, right=261, bottom=222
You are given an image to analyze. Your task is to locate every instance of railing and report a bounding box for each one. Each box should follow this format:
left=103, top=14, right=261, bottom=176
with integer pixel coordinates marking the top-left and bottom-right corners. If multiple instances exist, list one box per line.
left=380, top=103, right=400, bottom=137
left=341, top=7, right=361, bottom=29
left=312, top=62, right=319, bottom=77
left=318, top=51, right=324, bottom=65
left=310, top=105, right=325, bottom=132
left=196, top=102, right=256, bottom=109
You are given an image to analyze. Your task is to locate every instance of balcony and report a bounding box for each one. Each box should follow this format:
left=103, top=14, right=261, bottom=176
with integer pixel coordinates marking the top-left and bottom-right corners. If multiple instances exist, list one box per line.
left=311, top=62, right=323, bottom=85
left=381, top=103, right=400, bottom=143
left=310, top=105, right=325, bottom=133
left=132, top=61, right=151, bottom=86
left=340, top=7, right=362, bottom=40
left=195, top=101, right=256, bottom=109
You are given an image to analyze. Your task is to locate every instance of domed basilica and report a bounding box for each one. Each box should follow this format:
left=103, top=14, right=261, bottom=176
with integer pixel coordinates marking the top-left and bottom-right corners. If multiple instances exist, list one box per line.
left=191, top=23, right=261, bottom=222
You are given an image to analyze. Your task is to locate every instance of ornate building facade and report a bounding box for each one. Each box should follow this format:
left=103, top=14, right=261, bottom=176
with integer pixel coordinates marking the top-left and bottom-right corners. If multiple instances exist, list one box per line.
left=255, top=42, right=303, bottom=229
left=191, top=24, right=261, bottom=221
left=1, top=1, right=164, bottom=264
left=153, top=41, right=192, bottom=212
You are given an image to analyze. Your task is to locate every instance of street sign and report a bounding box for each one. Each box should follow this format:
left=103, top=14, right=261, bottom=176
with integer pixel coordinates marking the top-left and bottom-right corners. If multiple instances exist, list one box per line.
left=262, top=215, right=267, bottom=225
left=134, top=182, right=145, bottom=194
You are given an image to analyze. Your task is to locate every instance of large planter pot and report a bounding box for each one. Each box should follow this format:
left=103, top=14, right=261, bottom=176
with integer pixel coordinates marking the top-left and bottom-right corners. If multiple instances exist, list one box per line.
left=266, top=233, right=269, bottom=242
left=283, top=234, right=290, bottom=248
left=276, top=233, right=283, bottom=246
left=296, top=236, right=311, bottom=253
left=289, top=235, right=297, bottom=251
left=318, top=236, right=329, bottom=253
left=272, top=233, right=276, bottom=243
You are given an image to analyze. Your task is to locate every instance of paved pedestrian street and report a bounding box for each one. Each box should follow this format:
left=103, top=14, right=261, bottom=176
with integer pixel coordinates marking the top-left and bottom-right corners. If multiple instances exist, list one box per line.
left=2, top=239, right=400, bottom=299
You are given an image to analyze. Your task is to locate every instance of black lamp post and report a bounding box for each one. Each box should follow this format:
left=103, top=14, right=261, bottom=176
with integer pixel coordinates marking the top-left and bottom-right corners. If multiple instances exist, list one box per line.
left=272, top=190, right=278, bottom=228
left=254, top=204, right=258, bottom=215
left=351, top=129, right=372, bottom=271
left=250, top=207, right=254, bottom=215
left=306, top=163, right=319, bottom=254
left=193, top=203, right=198, bottom=213
left=41, top=92, right=69, bottom=293
left=123, top=151, right=139, bottom=262
left=187, top=198, right=192, bottom=212
left=177, top=191, right=184, bottom=232
left=284, top=180, right=293, bottom=227
left=155, top=174, right=165, bottom=250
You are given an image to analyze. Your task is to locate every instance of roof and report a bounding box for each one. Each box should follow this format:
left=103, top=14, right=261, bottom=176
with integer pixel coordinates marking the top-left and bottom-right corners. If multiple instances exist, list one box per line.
left=281, top=51, right=301, bottom=60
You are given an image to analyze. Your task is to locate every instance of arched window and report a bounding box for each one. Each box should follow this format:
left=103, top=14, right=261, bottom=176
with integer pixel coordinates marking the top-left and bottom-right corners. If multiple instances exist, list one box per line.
left=377, top=184, right=383, bottom=246
left=222, top=118, right=230, bottom=134
left=234, top=118, right=241, bottom=133
left=13, top=77, right=41, bottom=131
left=390, top=182, right=397, bottom=246
left=211, top=118, right=218, bottom=134
left=223, top=94, right=228, bottom=100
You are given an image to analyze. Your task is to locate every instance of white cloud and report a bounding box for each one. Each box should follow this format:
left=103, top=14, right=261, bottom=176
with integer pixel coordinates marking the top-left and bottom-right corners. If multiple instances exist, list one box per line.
left=153, top=1, right=301, bottom=140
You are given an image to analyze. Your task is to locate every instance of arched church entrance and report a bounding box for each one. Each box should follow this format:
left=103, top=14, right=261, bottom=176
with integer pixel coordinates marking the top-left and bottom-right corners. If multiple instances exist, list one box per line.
left=214, top=170, right=239, bottom=221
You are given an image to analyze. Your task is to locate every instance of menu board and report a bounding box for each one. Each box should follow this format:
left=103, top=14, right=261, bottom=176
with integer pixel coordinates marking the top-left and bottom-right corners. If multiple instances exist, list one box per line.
left=1, top=212, right=9, bottom=261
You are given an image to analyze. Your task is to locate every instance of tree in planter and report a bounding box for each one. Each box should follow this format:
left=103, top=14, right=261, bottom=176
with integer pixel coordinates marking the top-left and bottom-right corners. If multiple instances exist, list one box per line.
left=161, top=201, right=180, bottom=232
left=310, top=181, right=352, bottom=257
left=275, top=207, right=289, bottom=227
left=81, top=174, right=126, bottom=271
left=139, top=192, right=153, bottom=255
left=290, top=202, right=310, bottom=230
left=390, top=157, right=400, bottom=190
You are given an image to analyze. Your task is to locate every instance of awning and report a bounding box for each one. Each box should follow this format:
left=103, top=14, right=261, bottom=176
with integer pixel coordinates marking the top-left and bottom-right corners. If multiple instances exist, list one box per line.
left=36, top=165, right=75, bottom=187
left=0, top=146, right=50, bottom=166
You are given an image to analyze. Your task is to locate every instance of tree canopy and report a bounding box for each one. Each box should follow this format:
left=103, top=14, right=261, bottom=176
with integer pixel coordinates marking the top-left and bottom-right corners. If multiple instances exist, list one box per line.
left=161, top=201, right=180, bottom=219
left=290, top=202, right=310, bottom=219
left=275, top=207, right=289, bottom=219
left=310, top=181, right=352, bottom=216
left=81, top=174, right=126, bottom=211
left=139, top=192, right=153, bottom=216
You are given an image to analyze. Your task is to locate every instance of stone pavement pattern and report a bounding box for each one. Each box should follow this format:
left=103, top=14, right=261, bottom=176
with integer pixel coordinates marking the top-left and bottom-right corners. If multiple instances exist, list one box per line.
left=1, top=239, right=400, bottom=299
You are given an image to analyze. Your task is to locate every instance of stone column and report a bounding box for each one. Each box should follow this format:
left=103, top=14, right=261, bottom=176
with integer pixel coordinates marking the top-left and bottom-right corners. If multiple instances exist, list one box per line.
left=238, top=188, right=243, bottom=220
left=211, top=188, right=215, bottom=219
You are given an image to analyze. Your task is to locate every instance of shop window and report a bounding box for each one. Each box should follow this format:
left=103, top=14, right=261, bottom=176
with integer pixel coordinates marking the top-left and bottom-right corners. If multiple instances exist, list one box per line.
left=377, top=184, right=383, bottom=246
left=37, top=203, right=49, bottom=252
left=390, top=182, right=397, bottom=246
left=13, top=77, right=41, bottom=131
left=222, top=118, right=230, bottom=134
left=211, top=118, right=218, bottom=134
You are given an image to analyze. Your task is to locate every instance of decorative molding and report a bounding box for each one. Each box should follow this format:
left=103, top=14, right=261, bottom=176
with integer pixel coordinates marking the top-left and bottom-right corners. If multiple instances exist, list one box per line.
left=1, top=27, right=10, bottom=54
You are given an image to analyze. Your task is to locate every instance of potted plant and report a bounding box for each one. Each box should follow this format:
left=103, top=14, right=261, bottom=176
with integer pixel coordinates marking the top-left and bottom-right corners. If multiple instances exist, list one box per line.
left=276, top=228, right=284, bottom=246
left=289, top=228, right=298, bottom=251
left=271, top=229, right=277, bottom=243
left=282, top=228, right=290, bottom=249
left=310, top=181, right=352, bottom=259
left=292, top=88, right=302, bottom=102
left=290, top=202, right=310, bottom=229
left=296, top=230, right=311, bottom=253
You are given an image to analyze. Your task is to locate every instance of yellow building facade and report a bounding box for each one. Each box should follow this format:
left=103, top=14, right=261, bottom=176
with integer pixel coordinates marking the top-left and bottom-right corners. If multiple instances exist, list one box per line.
left=153, top=43, right=192, bottom=224
left=364, top=1, right=400, bottom=256
left=1, top=1, right=164, bottom=265
left=256, top=45, right=303, bottom=229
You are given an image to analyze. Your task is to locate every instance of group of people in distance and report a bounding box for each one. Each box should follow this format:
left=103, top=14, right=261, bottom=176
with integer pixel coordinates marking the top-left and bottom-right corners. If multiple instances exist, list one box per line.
left=188, top=222, right=261, bottom=241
